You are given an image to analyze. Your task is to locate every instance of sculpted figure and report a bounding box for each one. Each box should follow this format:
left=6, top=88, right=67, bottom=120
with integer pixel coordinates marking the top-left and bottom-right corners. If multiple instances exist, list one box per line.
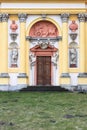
left=11, top=48, right=18, bottom=67
left=29, top=52, right=36, bottom=66
left=70, top=48, right=77, bottom=67
left=51, top=52, right=59, bottom=68
left=10, top=20, right=18, bottom=32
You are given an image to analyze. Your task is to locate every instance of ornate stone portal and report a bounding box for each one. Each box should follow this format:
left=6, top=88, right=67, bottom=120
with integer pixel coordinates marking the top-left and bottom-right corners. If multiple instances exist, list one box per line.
left=27, top=20, right=61, bottom=85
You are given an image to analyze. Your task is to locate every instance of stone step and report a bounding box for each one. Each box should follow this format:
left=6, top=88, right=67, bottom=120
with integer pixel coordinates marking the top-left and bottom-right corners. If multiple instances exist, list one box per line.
left=20, top=86, right=69, bottom=92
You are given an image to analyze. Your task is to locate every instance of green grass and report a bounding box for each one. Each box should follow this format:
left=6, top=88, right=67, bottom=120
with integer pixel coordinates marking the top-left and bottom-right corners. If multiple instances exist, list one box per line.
left=0, top=92, right=87, bottom=130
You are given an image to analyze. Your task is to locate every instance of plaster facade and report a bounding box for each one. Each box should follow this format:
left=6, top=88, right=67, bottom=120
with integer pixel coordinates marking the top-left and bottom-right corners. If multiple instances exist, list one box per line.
left=0, top=1, right=87, bottom=91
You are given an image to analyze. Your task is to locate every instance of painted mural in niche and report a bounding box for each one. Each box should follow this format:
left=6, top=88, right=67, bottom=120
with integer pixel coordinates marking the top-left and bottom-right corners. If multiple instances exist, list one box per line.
left=29, top=21, right=59, bottom=37
left=69, top=20, right=78, bottom=32
left=10, top=20, right=18, bottom=32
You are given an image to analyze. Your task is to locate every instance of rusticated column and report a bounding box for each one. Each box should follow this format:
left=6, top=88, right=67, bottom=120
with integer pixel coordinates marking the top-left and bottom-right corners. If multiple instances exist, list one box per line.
left=18, top=13, right=28, bottom=87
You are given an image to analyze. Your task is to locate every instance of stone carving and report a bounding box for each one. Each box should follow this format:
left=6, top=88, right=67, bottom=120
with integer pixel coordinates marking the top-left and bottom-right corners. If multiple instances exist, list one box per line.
left=69, top=20, right=78, bottom=32
left=2, top=13, right=9, bottom=22
left=69, top=48, right=77, bottom=67
left=18, top=13, right=27, bottom=22
left=29, top=21, right=58, bottom=37
left=85, top=13, right=87, bottom=22
left=10, top=48, right=18, bottom=67
left=10, top=33, right=18, bottom=41
left=29, top=52, right=36, bottom=67
left=10, top=20, right=18, bottom=32
left=78, top=13, right=85, bottom=22
left=0, top=14, right=2, bottom=22
left=51, top=51, right=59, bottom=68
left=69, top=33, right=77, bottom=41
left=38, top=40, right=49, bottom=49
left=61, top=13, right=69, bottom=22
left=69, top=41, right=78, bottom=48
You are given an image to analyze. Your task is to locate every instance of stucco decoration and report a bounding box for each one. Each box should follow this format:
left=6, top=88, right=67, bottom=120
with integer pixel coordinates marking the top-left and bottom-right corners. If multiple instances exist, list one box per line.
left=38, top=40, right=49, bottom=49
left=69, top=20, right=78, bottom=32
left=29, top=52, right=36, bottom=67
left=9, top=42, right=19, bottom=67
left=69, top=33, right=77, bottom=41
left=10, top=48, right=18, bottom=67
left=69, top=41, right=78, bottom=48
left=10, top=20, right=18, bottom=32
left=29, top=21, right=58, bottom=37
left=51, top=51, right=59, bottom=68
left=69, top=48, right=77, bottom=67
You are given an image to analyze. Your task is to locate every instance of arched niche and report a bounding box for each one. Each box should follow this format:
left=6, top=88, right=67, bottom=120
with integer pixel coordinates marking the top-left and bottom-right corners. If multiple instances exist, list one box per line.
left=29, top=20, right=59, bottom=38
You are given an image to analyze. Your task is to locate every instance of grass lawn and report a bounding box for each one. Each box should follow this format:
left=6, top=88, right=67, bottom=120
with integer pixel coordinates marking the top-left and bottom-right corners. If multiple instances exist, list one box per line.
left=0, top=92, right=87, bottom=130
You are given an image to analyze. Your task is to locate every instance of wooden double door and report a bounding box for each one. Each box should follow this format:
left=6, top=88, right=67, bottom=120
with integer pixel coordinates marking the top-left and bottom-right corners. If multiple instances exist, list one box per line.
left=37, top=56, right=51, bottom=85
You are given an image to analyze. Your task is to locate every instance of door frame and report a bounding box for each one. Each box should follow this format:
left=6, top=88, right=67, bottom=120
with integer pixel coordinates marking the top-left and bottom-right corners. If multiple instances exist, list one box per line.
left=30, top=44, right=58, bottom=86
left=36, top=56, right=51, bottom=85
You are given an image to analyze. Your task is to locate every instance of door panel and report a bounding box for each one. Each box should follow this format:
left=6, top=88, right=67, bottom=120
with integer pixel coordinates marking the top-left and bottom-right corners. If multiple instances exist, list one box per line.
left=37, top=56, right=51, bottom=85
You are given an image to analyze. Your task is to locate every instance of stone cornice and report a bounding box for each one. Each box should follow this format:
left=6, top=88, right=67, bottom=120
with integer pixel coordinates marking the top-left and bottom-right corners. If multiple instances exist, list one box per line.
left=0, top=8, right=86, bottom=15
left=0, top=0, right=87, bottom=3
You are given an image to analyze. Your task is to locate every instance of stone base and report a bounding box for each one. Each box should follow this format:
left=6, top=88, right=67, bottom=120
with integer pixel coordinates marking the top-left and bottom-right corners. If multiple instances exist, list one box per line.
left=60, top=73, right=71, bottom=90
left=17, top=73, right=28, bottom=85
left=0, top=73, right=9, bottom=85
left=78, top=73, right=87, bottom=84
left=0, top=84, right=28, bottom=91
left=78, top=73, right=87, bottom=91
left=0, top=85, right=10, bottom=91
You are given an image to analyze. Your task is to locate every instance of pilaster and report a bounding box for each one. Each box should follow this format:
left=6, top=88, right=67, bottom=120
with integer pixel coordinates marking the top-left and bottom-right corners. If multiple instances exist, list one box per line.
left=78, top=13, right=87, bottom=89
left=18, top=13, right=28, bottom=87
left=60, top=13, right=70, bottom=88
left=0, top=14, right=2, bottom=74
left=0, top=13, right=9, bottom=86
left=85, top=14, right=87, bottom=73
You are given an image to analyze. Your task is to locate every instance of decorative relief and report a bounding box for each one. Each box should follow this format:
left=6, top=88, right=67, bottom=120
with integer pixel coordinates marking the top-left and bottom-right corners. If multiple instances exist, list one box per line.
left=51, top=51, right=59, bottom=68
left=69, top=33, right=77, bottom=41
left=9, top=19, right=19, bottom=68
left=18, top=13, right=27, bottom=22
left=69, top=19, right=79, bottom=68
left=9, top=42, right=19, bottom=68
left=10, top=48, right=18, bottom=67
left=69, top=48, right=77, bottom=68
left=61, top=13, right=69, bottom=22
left=29, top=21, right=58, bottom=37
left=38, top=40, right=49, bottom=49
left=2, top=13, right=9, bottom=22
left=0, top=14, right=2, bottom=22
left=29, top=52, right=36, bottom=67
left=69, top=20, right=78, bottom=32
left=10, top=20, right=18, bottom=32
left=78, top=13, right=85, bottom=22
